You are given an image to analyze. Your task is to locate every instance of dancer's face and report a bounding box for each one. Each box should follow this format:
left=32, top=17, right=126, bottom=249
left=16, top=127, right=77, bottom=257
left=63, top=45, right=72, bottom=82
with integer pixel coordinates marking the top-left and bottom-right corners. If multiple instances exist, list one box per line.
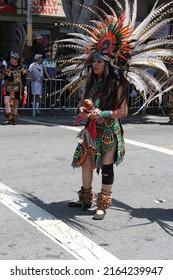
left=92, top=58, right=105, bottom=77
left=10, top=57, right=18, bottom=66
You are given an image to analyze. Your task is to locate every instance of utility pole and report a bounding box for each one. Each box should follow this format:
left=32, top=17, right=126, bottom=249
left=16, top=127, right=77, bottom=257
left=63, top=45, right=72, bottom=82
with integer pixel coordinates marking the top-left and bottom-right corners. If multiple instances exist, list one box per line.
left=27, top=0, right=32, bottom=46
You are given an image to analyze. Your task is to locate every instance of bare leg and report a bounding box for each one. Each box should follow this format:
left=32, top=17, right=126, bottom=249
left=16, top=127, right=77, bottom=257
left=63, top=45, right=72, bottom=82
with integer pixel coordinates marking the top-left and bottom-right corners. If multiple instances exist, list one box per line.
left=68, top=155, right=94, bottom=208
left=82, top=155, right=93, bottom=189
left=32, top=94, right=40, bottom=117
left=4, top=96, right=11, bottom=114
left=2, top=96, right=11, bottom=125
left=11, top=99, right=19, bottom=115
left=11, top=99, right=19, bottom=125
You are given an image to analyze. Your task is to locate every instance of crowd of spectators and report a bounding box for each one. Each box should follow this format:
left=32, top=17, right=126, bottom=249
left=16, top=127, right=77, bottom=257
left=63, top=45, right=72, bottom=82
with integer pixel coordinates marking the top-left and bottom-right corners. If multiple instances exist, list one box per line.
left=0, top=44, right=69, bottom=115
left=1, top=43, right=172, bottom=124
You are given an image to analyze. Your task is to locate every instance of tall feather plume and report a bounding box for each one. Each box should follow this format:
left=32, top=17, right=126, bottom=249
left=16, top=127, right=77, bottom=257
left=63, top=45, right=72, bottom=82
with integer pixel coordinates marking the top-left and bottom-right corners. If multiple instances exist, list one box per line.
left=113, top=0, right=123, bottom=12
left=132, top=0, right=159, bottom=41
left=131, top=0, right=137, bottom=30
left=123, top=0, right=131, bottom=27
left=12, top=21, right=26, bottom=55
left=102, top=0, right=117, bottom=18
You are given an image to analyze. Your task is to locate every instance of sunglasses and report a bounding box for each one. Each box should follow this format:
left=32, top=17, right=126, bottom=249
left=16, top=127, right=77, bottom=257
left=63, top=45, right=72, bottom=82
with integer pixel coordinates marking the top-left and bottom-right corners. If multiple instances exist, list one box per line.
left=47, top=55, right=52, bottom=57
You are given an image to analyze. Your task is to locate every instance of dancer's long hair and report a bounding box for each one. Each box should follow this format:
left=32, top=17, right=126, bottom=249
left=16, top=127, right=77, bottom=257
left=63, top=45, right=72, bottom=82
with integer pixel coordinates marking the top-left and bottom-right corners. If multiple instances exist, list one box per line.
left=83, top=61, right=128, bottom=110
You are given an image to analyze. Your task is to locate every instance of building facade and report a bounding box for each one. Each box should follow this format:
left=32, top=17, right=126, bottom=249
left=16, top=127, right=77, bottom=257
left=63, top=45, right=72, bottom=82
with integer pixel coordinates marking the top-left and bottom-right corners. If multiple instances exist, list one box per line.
left=0, top=0, right=66, bottom=60
left=0, top=0, right=172, bottom=61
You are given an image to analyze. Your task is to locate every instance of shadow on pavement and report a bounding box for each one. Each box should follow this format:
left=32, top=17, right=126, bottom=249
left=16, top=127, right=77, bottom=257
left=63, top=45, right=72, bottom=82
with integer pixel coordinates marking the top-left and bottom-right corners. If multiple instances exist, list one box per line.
left=111, top=198, right=173, bottom=237
left=21, top=191, right=106, bottom=234
left=21, top=190, right=173, bottom=237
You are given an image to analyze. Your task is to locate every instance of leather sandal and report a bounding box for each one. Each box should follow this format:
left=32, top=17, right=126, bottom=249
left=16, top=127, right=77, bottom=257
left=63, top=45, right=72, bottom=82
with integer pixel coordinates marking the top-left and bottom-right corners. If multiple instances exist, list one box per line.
left=93, top=210, right=106, bottom=220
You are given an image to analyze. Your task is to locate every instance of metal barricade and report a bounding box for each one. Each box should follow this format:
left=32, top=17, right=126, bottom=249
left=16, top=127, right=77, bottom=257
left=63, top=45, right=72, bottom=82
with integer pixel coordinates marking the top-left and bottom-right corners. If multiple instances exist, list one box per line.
left=0, top=78, right=167, bottom=114
left=27, top=78, right=79, bottom=111
left=0, top=78, right=79, bottom=112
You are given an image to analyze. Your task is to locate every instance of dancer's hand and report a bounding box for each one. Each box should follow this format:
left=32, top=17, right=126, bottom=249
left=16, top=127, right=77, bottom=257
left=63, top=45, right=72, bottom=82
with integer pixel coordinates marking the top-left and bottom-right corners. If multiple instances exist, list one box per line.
left=79, top=106, right=90, bottom=119
left=88, top=108, right=101, bottom=120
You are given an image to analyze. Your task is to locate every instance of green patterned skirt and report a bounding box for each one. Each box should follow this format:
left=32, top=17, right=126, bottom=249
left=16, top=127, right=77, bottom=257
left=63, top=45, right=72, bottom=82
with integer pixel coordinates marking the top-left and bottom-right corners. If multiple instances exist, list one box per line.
left=72, top=118, right=125, bottom=170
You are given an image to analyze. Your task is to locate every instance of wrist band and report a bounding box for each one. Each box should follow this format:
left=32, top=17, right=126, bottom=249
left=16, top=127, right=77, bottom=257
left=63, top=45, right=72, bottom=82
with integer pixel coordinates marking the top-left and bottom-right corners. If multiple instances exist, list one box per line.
left=101, top=111, right=112, bottom=118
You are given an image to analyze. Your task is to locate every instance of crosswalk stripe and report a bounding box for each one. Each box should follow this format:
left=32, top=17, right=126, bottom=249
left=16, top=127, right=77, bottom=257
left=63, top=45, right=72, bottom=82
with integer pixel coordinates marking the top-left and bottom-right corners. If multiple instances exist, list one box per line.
left=0, top=182, right=118, bottom=260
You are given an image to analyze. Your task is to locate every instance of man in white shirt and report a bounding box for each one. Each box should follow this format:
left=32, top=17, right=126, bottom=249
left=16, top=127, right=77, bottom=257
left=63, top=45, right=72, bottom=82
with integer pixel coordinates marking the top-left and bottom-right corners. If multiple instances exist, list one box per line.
left=28, top=54, right=43, bottom=116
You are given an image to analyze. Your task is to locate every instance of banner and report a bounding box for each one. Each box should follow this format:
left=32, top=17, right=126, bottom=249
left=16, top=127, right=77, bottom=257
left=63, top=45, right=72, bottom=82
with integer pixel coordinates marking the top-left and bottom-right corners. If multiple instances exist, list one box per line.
left=32, top=0, right=65, bottom=17
left=0, top=0, right=17, bottom=14
left=1, top=260, right=173, bottom=280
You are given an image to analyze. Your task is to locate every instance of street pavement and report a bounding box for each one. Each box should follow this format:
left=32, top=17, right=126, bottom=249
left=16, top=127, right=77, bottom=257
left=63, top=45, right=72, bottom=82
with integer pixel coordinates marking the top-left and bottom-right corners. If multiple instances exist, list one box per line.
left=0, top=110, right=173, bottom=260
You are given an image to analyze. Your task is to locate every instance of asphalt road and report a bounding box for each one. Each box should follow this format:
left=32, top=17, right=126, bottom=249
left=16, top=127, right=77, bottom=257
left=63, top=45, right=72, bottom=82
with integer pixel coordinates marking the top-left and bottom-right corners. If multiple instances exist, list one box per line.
left=0, top=111, right=173, bottom=261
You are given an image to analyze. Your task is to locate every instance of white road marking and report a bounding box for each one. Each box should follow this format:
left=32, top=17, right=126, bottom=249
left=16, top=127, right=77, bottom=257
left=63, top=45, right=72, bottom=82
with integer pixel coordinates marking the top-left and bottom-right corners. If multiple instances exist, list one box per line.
left=20, top=119, right=173, bottom=156
left=0, top=182, right=118, bottom=260
left=125, top=139, right=173, bottom=156
left=19, top=118, right=55, bottom=126
left=59, top=125, right=173, bottom=156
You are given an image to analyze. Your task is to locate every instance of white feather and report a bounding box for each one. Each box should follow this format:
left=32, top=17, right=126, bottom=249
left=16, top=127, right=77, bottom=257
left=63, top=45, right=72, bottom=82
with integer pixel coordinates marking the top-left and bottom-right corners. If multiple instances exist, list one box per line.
left=56, top=38, right=90, bottom=48
left=138, top=18, right=173, bottom=44
left=132, top=0, right=159, bottom=40
left=130, top=66, right=162, bottom=93
left=149, top=85, right=173, bottom=103
left=62, top=64, right=82, bottom=73
left=126, top=71, right=147, bottom=99
left=67, top=32, right=97, bottom=42
left=130, top=0, right=137, bottom=31
left=134, top=39, right=173, bottom=53
left=129, top=57, right=169, bottom=75
left=132, top=49, right=173, bottom=59
left=123, top=0, right=131, bottom=27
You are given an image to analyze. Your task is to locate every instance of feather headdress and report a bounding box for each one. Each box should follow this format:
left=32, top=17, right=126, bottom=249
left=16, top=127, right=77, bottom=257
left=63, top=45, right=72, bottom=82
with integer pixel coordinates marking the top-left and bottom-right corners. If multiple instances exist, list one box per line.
left=56, top=0, right=173, bottom=111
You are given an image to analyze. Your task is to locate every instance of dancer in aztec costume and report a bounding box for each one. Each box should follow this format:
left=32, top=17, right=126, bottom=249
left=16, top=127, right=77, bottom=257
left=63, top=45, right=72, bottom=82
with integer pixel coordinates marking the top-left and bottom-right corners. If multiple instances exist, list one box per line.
left=2, top=51, right=27, bottom=125
left=56, top=0, right=173, bottom=219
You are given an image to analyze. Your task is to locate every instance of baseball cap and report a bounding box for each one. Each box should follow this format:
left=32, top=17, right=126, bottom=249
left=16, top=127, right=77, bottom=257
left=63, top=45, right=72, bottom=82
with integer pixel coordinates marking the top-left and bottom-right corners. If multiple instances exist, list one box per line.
left=35, top=34, right=42, bottom=40
left=34, top=54, right=43, bottom=60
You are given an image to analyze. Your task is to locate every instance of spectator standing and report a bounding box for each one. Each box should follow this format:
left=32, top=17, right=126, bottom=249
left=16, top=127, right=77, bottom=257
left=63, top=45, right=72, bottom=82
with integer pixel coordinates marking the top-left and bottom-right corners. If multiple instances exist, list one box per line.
left=43, top=50, right=57, bottom=108
left=28, top=54, right=43, bottom=116
left=2, top=58, right=7, bottom=68
left=43, top=50, right=57, bottom=80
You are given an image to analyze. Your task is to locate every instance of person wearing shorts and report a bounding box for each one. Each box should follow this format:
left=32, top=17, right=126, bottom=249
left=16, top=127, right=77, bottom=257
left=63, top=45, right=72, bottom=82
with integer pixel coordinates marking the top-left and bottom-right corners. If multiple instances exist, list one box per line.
left=28, top=54, right=43, bottom=116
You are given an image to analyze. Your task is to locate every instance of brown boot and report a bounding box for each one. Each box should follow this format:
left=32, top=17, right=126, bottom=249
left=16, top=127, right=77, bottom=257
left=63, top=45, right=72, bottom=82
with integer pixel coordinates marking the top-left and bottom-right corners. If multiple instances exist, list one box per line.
left=2, top=113, right=12, bottom=125
left=167, top=103, right=173, bottom=124
left=93, top=190, right=112, bottom=220
left=68, top=186, right=94, bottom=209
left=168, top=107, right=173, bottom=124
left=11, top=114, right=17, bottom=125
